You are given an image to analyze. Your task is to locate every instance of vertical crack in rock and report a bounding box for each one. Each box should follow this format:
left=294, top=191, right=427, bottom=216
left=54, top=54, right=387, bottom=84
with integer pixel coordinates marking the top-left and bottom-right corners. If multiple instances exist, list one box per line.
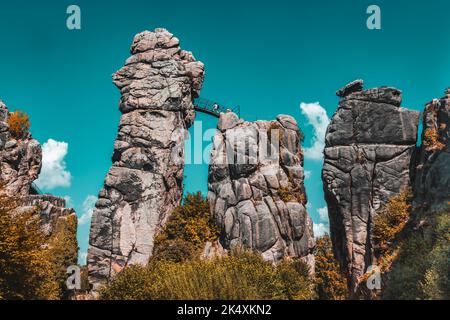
left=0, top=100, right=77, bottom=237
left=322, top=80, right=419, bottom=296
left=208, top=112, right=315, bottom=270
left=87, top=28, right=204, bottom=291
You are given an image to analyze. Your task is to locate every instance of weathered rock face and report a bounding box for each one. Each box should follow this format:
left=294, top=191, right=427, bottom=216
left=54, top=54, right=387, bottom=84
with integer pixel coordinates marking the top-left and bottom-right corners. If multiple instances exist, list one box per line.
left=413, top=89, right=450, bottom=212
left=87, top=28, right=204, bottom=290
left=0, top=101, right=42, bottom=197
left=322, top=80, right=420, bottom=295
left=208, top=112, right=315, bottom=268
left=0, top=100, right=77, bottom=236
left=21, top=194, right=76, bottom=236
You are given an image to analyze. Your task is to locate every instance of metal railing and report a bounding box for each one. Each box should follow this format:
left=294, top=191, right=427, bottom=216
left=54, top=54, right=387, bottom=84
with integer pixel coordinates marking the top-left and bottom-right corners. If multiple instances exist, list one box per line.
left=30, top=182, right=43, bottom=195
left=194, top=97, right=240, bottom=118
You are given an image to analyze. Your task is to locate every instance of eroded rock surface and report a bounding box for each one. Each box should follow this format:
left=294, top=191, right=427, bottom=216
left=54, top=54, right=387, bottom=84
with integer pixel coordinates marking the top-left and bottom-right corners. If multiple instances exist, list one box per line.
left=208, top=112, right=315, bottom=268
left=322, top=80, right=419, bottom=295
left=87, top=28, right=204, bottom=290
left=413, top=89, right=450, bottom=212
left=0, top=100, right=77, bottom=238
left=0, top=101, right=41, bottom=196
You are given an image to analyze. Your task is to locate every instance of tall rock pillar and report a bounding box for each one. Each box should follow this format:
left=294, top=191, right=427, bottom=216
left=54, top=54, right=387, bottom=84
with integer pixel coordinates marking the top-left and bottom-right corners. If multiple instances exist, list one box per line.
left=208, top=113, right=315, bottom=268
left=322, top=80, right=419, bottom=296
left=87, top=29, right=204, bottom=290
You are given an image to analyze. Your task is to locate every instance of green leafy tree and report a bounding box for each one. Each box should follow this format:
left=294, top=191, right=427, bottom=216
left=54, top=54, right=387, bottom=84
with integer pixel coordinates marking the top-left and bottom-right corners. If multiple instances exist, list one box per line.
left=153, top=192, right=219, bottom=261
left=383, top=210, right=450, bottom=299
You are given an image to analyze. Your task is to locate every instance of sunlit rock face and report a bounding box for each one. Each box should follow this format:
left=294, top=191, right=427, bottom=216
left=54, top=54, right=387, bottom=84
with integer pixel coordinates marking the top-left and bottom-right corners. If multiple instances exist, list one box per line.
left=87, top=28, right=204, bottom=291
left=208, top=112, right=315, bottom=270
left=0, top=100, right=77, bottom=248
left=322, top=80, right=419, bottom=296
left=0, top=100, right=42, bottom=197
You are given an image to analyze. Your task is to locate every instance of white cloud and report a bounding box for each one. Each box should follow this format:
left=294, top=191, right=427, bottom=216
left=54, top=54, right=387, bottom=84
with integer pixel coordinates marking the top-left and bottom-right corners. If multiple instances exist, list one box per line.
left=317, top=206, right=329, bottom=222
left=314, top=207, right=330, bottom=238
left=300, top=102, right=330, bottom=160
left=304, top=170, right=312, bottom=179
left=313, top=222, right=329, bottom=238
left=63, top=195, right=74, bottom=208
left=78, top=195, right=97, bottom=225
left=78, top=251, right=87, bottom=265
left=35, top=139, right=72, bottom=189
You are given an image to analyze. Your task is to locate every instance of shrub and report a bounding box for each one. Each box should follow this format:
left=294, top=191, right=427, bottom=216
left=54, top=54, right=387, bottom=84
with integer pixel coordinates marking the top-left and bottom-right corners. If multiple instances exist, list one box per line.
left=423, top=128, right=445, bottom=151
left=7, top=111, right=30, bottom=139
left=277, top=259, right=316, bottom=300
left=278, top=185, right=306, bottom=204
left=314, top=235, right=348, bottom=300
left=100, top=250, right=315, bottom=300
left=373, top=191, right=412, bottom=258
left=153, top=238, right=195, bottom=263
left=383, top=210, right=450, bottom=300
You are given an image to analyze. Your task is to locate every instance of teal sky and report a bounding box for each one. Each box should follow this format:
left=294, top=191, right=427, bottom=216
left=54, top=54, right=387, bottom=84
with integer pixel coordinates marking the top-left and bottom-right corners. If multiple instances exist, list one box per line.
left=0, top=0, right=449, bottom=264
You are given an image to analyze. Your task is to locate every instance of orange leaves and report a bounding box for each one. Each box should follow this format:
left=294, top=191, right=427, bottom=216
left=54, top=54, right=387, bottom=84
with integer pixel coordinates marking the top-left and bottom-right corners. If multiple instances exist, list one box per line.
left=7, top=111, right=30, bottom=139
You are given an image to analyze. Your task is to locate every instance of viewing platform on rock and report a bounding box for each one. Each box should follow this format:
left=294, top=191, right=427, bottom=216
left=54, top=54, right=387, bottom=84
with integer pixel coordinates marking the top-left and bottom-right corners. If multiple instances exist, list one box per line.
left=194, top=97, right=240, bottom=118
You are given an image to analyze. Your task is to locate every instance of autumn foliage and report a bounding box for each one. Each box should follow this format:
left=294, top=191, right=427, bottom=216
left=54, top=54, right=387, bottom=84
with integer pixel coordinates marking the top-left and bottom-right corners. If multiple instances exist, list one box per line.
left=423, top=128, right=445, bottom=151
left=314, top=235, right=348, bottom=300
left=6, top=111, right=30, bottom=139
left=373, top=190, right=412, bottom=258
left=0, top=189, right=59, bottom=299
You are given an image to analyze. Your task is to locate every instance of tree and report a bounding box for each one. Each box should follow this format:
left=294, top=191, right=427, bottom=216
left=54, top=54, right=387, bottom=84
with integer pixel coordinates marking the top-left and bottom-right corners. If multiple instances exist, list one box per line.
left=314, top=235, right=348, bottom=300
left=6, top=111, right=30, bottom=139
left=153, top=192, right=219, bottom=262
left=0, top=188, right=59, bottom=299
left=383, top=210, right=450, bottom=299
left=47, top=214, right=79, bottom=299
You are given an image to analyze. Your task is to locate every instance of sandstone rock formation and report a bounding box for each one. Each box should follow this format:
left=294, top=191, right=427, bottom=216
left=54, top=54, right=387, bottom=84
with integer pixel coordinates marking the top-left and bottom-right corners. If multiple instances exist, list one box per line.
left=322, top=80, right=420, bottom=295
left=0, top=100, right=77, bottom=236
left=208, top=112, right=315, bottom=268
left=87, top=28, right=204, bottom=290
left=413, top=89, right=450, bottom=212
left=0, top=100, right=41, bottom=197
